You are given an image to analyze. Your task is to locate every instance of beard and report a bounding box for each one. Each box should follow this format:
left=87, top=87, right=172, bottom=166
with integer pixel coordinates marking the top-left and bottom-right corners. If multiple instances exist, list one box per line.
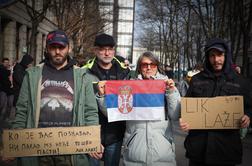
left=100, top=57, right=113, bottom=64
left=49, top=54, right=68, bottom=67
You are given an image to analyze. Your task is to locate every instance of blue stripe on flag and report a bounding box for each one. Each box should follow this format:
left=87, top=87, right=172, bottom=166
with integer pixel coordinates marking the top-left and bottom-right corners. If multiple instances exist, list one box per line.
left=106, top=94, right=164, bottom=108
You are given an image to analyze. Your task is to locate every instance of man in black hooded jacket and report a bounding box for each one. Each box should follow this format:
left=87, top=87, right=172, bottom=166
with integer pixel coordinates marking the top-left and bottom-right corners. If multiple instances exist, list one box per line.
left=180, top=38, right=251, bottom=166
left=13, top=54, right=33, bottom=106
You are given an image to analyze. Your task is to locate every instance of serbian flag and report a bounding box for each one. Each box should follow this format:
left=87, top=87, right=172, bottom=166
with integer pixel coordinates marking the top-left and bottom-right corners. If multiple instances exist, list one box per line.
left=105, top=80, right=166, bottom=122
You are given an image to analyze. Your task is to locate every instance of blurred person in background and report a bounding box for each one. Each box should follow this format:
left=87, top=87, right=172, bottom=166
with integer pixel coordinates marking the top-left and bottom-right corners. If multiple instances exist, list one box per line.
left=13, top=54, right=34, bottom=106
left=0, top=58, right=13, bottom=121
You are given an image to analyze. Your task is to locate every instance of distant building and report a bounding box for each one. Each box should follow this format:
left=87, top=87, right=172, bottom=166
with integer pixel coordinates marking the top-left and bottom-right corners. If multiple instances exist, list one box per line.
left=132, top=47, right=147, bottom=66
left=99, top=0, right=135, bottom=61
left=0, top=1, right=56, bottom=64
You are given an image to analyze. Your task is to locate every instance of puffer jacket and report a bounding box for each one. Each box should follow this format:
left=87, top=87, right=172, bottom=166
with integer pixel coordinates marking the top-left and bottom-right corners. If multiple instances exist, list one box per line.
left=184, top=38, right=252, bottom=165
left=122, top=72, right=181, bottom=166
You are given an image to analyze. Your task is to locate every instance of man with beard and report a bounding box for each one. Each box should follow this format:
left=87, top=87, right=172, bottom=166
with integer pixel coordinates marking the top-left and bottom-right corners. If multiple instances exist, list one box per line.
left=84, top=33, right=130, bottom=166
left=180, top=38, right=251, bottom=166
left=9, top=30, right=99, bottom=166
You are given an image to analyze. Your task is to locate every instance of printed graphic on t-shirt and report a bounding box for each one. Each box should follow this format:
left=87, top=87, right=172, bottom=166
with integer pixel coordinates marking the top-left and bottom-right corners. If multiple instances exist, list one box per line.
left=39, top=79, right=74, bottom=127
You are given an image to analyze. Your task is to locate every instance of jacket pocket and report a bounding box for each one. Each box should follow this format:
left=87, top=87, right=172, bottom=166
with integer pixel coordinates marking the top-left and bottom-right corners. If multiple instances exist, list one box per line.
left=151, top=133, right=175, bottom=162
left=123, top=132, right=146, bottom=163
left=125, top=133, right=137, bottom=148
left=221, top=85, right=240, bottom=96
left=191, top=87, right=205, bottom=97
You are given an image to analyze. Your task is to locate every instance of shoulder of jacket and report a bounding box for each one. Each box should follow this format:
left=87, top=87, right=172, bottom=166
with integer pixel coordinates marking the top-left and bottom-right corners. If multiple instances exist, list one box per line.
left=113, top=57, right=126, bottom=67
left=26, top=64, right=43, bottom=73
left=126, top=70, right=138, bottom=79
left=82, top=58, right=96, bottom=69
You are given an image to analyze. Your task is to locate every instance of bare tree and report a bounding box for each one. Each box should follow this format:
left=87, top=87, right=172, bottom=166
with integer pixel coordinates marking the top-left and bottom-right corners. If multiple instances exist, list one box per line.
left=240, top=0, right=252, bottom=75
left=137, top=0, right=252, bottom=76
left=52, top=0, right=112, bottom=59
left=138, top=0, right=183, bottom=68
left=22, top=0, right=51, bottom=62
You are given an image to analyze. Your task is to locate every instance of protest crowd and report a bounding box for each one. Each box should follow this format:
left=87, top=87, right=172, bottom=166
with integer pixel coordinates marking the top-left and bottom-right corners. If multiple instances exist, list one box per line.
left=0, top=30, right=251, bottom=166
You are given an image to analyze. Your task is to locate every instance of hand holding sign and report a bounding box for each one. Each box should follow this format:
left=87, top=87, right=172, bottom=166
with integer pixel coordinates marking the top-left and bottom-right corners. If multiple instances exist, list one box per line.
left=89, top=144, right=104, bottom=160
left=241, top=115, right=250, bottom=128
left=179, top=118, right=190, bottom=132
left=1, top=156, right=16, bottom=164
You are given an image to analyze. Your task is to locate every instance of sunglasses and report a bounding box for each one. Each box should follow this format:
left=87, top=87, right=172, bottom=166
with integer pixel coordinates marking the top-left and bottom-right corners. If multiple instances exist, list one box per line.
left=140, top=63, right=157, bottom=69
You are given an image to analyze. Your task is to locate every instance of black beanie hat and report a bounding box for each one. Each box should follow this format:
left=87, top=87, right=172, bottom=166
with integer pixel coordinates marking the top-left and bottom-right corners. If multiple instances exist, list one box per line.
left=94, top=33, right=115, bottom=47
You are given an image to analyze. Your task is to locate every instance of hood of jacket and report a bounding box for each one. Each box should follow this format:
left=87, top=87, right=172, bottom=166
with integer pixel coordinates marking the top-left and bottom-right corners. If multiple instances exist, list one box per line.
left=20, top=54, right=33, bottom=68
left=204, top=38, right=233, bottom=76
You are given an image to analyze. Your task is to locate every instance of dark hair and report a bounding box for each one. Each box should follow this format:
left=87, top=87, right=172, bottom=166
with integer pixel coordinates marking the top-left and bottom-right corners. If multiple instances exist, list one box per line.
left=2, top=57, right=9, bottom=63
left=94, top=33, right=115, bottom=47
left=135, top=51, right=164, bottom=74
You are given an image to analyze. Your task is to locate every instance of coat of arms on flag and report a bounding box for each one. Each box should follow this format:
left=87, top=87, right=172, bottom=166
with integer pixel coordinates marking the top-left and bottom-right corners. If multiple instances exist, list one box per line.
left=105, top=80, right=166, bottom=122
left=118, top=85, right=133, bottom=114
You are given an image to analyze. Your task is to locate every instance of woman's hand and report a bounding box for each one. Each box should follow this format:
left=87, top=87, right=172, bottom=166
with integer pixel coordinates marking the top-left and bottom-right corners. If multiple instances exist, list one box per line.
left=166, top=79, right=176, bottom=90
left=97, top=81, right=106, bottom=96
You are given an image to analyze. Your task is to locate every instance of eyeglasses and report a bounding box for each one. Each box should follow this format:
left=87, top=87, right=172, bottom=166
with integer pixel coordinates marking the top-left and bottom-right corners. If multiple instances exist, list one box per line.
left=140, top=63, right=157, bottom=69
left=98, top=47, right=114, bottom=54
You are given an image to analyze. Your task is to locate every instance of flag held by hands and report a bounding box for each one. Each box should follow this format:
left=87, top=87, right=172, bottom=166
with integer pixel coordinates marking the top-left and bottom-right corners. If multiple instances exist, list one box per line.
left=105, top=80, right=166, bottom=122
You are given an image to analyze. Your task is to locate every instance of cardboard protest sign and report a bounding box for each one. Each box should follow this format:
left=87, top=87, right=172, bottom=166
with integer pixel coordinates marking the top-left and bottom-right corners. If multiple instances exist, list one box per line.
left=2, top=125, right=101, bottom=157
left=181, top=96, right=243, bottom=129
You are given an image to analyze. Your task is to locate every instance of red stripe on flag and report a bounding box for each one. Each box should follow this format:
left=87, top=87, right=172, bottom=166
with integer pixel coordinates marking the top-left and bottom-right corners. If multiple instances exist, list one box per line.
left=105, top=80, right=166, bottom=95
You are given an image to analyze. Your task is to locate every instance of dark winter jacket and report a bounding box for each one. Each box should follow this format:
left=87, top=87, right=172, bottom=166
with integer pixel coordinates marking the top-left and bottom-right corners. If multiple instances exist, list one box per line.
left=13, top=54, right=33, bottom=105
left=0, top=64, right=12, bottom=95
left=83, top=57, right=130, bottom=146
left=184, top=38, right=252, bottom=165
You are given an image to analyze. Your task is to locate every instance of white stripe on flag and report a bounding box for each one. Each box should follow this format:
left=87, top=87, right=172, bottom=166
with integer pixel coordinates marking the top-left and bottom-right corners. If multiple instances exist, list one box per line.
left=107, top=107, right=165, bottom=122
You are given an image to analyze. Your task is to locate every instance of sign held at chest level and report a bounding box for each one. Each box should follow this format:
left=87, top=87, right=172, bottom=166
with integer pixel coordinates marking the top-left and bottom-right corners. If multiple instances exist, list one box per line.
left=181, top=96, right=243, bottom=129
left=2, top=125, right=101, bottom=157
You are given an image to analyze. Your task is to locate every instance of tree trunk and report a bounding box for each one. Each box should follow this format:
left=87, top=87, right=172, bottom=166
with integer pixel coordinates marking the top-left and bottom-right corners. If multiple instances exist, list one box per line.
left=29, top=22, right=39, bottom=63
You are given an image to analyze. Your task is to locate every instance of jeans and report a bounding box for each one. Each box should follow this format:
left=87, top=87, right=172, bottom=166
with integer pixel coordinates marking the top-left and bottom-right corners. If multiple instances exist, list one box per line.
left=89, top=141, right=122, bottom=166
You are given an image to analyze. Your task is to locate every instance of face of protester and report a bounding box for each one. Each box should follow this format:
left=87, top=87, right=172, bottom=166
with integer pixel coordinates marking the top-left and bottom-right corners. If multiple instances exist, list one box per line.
left=2, top=60, right=10, bottom=69
left=140, top=57, right=158, bottom=79
left=208, top=49, right=225, bottom=72
left=95, top=46, right=115, bottom=69
left=47, top=44, right=69, bottom=70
